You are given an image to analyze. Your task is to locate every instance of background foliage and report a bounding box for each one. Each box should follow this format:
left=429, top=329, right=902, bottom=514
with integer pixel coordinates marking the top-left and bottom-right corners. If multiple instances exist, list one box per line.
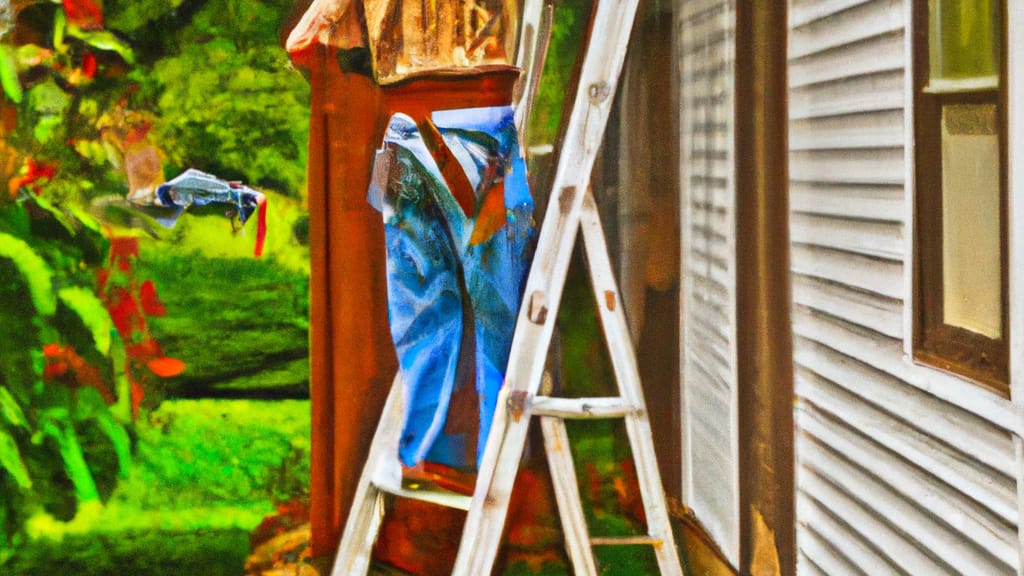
left=1, top=0, right=312, bottom=571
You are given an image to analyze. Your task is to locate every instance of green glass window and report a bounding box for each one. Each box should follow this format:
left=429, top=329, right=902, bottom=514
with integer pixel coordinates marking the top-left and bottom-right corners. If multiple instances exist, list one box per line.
left=914, top=0, right=1007, bottom=393
left=928, top=0, right=1001, bottom=87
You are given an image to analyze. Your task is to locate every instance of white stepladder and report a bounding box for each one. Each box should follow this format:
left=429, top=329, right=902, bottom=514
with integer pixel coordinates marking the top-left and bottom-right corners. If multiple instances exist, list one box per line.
left=331, top=0, right=684, bottom=574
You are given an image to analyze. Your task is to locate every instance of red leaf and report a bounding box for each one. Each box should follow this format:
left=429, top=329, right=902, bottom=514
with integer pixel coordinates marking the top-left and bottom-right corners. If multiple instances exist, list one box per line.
left=63, top=0, right=104, bottom=30
left=147, top=356, right=185, bottom=378
left=139, top=280, right=166, bottom=316
left=43, top=343, right=62, bottom=357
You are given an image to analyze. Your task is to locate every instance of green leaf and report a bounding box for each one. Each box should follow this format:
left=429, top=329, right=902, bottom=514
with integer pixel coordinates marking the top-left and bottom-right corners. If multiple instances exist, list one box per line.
left=66, top=28, right=135, bottom=64
left=0, top=425, right=31, bottom=489
left=0, top=232, right=56, bottom=316
left=0, top=387, right=29, bottom=431
left=38, top=414, right=100, bottom=503
left=52, top=8, right=67, bottom=52
left=58, top=286, right=113, bottom=355
left=79, top=389, right=132, bottom=478
left=68, top=205, right=104, bottom=236
left=32, top=194, right=76, bottom=235
left=27, top=80, right=70, bottom=115
left=0, top=43, right=22, bottom=104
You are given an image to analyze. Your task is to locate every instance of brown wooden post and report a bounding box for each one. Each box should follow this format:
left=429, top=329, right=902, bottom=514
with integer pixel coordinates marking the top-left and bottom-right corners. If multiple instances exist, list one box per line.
left=734, top=1, right=795, bottom=575
left=288, top=0, right=528, bottom=555
left=291, top=41, right=397, bottom=557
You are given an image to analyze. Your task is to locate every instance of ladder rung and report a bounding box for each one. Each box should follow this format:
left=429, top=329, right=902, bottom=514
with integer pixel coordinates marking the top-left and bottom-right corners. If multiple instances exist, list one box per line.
left=371, top=476, right=473, bottom=511
left=530, top=396, right=636, bottom=419
left=590, top=536, right=664, bottom=547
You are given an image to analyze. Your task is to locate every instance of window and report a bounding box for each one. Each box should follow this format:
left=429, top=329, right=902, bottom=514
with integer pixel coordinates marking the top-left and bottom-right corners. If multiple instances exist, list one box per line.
left=914, top=0, right=1008, bottom=393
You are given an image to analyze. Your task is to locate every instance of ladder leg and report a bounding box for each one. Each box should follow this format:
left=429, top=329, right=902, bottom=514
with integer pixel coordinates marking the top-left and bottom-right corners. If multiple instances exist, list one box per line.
left=541, top=416, right=599, bottom=576
left=456, top=0, right=644, bottom=567
left=331, top=375, right=405, bottom=576
left=452, top=181, right=584, bottom=575
left=450, top=393, right=532, bottom=575
left=579, top=189, right=684, bottom=575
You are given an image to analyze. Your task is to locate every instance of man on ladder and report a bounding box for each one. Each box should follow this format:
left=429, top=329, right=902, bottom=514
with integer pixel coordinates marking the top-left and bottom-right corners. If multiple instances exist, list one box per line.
left=289, top=1, right=683, bottom=574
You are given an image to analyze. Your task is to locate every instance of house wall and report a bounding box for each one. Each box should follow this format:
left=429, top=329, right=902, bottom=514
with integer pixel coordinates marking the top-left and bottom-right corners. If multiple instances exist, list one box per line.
left=788, top=0, right=1019, bottom=573
left=677, top=0, right=741, bottom=564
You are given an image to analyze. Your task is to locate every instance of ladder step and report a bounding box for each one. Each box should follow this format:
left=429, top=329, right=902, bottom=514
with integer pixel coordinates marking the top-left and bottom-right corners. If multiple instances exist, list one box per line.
left=590, top=536, right=664, bottom=547
left=371, top=475, right=473, bottom=511
left=531, top=396, right=636, bottom=419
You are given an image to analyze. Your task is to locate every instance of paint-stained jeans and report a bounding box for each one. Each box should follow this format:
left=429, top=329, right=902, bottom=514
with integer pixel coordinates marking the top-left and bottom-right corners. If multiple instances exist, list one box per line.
left=368, top=106, right=534, bottom=470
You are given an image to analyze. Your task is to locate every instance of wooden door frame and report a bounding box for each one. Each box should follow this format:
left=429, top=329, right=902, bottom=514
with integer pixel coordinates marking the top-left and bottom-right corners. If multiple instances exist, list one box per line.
left=734, top=1, right=796, bottom=574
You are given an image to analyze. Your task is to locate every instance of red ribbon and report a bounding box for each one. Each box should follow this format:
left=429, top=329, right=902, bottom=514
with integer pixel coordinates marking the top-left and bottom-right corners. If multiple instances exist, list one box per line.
left=253, top=193, right=268, bottom=257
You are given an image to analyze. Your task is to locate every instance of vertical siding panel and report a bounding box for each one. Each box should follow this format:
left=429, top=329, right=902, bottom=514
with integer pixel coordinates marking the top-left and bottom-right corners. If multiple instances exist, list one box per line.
left=678, top=0, right=740, bottom=563
left=788, top=1, right=1019, bottom=574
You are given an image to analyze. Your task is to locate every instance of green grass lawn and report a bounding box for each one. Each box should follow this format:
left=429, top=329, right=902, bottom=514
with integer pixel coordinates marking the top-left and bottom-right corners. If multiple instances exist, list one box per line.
left=5, top=399, right=310, bottom=576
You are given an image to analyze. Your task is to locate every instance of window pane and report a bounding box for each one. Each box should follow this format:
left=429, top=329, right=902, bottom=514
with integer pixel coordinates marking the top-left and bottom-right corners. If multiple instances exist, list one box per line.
left=941, top=104, right=1001, bottom=338
left=929, top=0, right=1000, bottom=82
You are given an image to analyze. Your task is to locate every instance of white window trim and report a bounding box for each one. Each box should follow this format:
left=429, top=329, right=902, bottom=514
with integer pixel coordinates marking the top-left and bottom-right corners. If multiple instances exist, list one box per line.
left=900, top=0, right=1017, bottom=432
left=1007, top=3, right=1024, bottom=572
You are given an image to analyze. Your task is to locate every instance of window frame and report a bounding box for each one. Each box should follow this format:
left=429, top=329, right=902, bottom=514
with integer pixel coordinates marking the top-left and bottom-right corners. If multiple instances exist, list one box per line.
left=912, top=0, right=1010, bottom=395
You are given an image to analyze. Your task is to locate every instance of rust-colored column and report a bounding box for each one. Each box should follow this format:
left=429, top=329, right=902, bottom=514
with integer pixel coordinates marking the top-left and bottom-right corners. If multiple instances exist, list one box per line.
left=296, top=39, right=522, bottom=556
left=300, top=44, right=397, bottom=557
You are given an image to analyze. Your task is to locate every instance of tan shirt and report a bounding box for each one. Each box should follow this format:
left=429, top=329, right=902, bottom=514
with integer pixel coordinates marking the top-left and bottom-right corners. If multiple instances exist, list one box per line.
left=286, top=0, right=519, bottom=85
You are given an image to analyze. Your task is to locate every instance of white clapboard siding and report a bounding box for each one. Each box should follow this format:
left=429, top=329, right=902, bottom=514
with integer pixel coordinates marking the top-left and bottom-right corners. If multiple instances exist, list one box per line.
left=789, top=0, right=903, bottom=60
left=799, top=402, right=1018, bottom=566
left=801, top=430, right=1010, bottom=573
left=792, top=275, right=903, bottom=338
left=789, top=213, right=903, bottom=260
left=790, top=0, right=876, bottom=27
left=789, top=31, right=904, bottom=88
left=788, top=1, right=1018, bottom=574
left=790, top=70, right=905, bottom=120
left=798, top=530, right=865, bottom=576
left=789, top=182, right=904, bottom=223
left=790, top=244, right=904, bottom=298
left=678, top=0, right=739, bottom=564
left=797, top=490, right=902, bottom=574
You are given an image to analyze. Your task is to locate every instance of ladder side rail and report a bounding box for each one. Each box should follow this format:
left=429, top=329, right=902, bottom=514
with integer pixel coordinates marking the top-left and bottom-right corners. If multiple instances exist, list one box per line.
left=540, top=416, right=600, bottom=575
left=513, top=0, right=552, bottom=135
left=453, top=189, right=583, bottom=575
left=331, top=374, right=404, bottom=576
left=579, top=189, right=684, bottom=574
left=454, top=0, right=643, bottom=572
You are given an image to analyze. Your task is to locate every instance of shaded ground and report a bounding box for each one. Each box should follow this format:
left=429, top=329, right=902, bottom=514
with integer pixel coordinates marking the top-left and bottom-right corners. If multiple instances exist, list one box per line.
left=143, top=250, right=310, bottom=400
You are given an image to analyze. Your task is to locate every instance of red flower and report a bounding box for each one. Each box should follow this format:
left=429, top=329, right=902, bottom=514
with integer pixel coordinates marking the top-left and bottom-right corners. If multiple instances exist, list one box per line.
left=126, top=338, right=162, bottom=360
left=81, top=53, right=97, bottom=79
left=147, top=357, right=185, bottom=378
left=44, top=361, right=69, bottom=378
left=130, top=380, right=144, bottom=420
left=106, top=287, right=141, bottom=338
left=8, top=158, right=57, bottom=196
left=139, top=280, right=166, bottom=316
left=108, top=237, right=139, bottom=271
left=62, top=0, right=104, bottom=30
